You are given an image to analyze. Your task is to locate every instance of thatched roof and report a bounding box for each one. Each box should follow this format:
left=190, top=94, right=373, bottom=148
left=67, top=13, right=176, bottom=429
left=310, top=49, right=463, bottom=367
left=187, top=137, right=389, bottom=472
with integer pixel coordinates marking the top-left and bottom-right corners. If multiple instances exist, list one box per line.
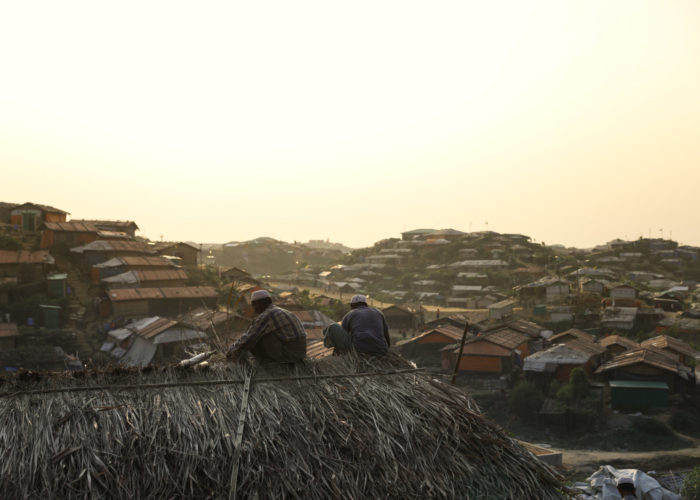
left=0, top=355, right=563, bottom=498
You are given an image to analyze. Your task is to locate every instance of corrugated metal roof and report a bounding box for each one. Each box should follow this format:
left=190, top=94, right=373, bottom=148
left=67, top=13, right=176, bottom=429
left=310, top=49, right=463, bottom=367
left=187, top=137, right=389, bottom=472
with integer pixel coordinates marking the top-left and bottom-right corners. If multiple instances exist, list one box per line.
left=0, top=250, right=54, bottom=264
left=107, top=286, right=218, bottom=301
left=138, top=269, right=188, bottom=282
left=640, top=335, right=698, bottom=359
left=72, top=219, right=139, bottom=230
left=12, top=202, right=68, bottom=214
left=600, top=335, right=640, bottom=351
left=560, top=338, right=606, bottom=358
left=108, top=288, right=163, bottom=301
left=138, top=318, right=180, bottom=339
left=524, top=345, right=588, bottom=371
left=71, top=240, right=155, bottom=254
left=549, top=328, right=595, bottom=344
left=0, top=250, right=54, bottom=265
left=93, top=256, right=176, bottom=268
left=398, top=325, right=466, bottom=346
left=160, top=286, right=217, bottom=299
left=44, top=221, right=98, bottom=232
left=0, top=323, right=19, bottom=338
left=595, top=347, right=688, bottom=378
left=474, top=328, right=529, bottom=350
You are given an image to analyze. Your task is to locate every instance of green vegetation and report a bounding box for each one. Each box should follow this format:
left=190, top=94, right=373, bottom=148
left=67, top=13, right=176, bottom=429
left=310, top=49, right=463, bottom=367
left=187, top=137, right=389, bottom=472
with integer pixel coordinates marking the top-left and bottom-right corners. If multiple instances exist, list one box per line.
left=509, top=381, right=544, bottom=421
left=682, top=467, right=700, bottom=500
left=0, top=233, right=22, bottom=251
left=669, top=408, right=700, bottom=438
left=555, top=368, right=589, bottom=405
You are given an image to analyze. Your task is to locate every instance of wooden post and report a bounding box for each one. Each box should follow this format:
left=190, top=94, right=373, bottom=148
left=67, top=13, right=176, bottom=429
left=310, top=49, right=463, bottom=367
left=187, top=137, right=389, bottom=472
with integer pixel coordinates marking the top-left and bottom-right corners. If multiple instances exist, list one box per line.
left=450, top=321, right=469, bottom=386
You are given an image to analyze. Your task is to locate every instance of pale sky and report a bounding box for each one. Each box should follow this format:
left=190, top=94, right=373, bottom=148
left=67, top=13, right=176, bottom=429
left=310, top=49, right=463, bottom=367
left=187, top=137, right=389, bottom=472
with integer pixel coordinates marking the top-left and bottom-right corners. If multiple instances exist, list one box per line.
left=2, top=1, right=699, bottom=248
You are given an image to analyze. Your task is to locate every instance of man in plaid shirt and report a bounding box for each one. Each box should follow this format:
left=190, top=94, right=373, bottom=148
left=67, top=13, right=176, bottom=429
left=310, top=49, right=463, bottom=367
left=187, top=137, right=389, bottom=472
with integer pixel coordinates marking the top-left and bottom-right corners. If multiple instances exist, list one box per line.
left=227, top=289, right=307, bottom=363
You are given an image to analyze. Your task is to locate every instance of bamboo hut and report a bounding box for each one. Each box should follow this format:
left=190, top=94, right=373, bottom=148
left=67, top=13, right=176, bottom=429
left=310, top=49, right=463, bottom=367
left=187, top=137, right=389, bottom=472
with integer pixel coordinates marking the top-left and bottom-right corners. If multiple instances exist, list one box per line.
left=0, top=355, right=563, bottom=498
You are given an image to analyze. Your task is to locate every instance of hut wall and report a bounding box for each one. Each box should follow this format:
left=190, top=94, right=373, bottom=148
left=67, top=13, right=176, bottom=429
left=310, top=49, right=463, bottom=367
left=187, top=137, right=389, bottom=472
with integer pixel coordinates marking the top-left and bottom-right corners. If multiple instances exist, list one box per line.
left=458, top=355, right=502, bottom=373
left=111, top=300, right=150, bottom=318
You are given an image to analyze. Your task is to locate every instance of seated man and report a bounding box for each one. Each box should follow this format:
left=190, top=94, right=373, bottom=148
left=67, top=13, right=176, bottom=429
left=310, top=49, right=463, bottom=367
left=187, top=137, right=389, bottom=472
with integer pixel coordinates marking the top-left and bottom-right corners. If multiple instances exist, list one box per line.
left=227, top=290, right=307, bottom=363
left=340, top=295, right=390, bottom=355
left=323, top=323, right=352, bottom=355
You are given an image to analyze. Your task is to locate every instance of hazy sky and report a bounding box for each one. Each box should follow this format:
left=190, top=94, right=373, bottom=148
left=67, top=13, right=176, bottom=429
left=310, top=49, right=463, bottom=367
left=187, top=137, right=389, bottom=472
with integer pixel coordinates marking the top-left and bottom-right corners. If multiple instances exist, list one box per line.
left=2, top=1, right=699, bottom=248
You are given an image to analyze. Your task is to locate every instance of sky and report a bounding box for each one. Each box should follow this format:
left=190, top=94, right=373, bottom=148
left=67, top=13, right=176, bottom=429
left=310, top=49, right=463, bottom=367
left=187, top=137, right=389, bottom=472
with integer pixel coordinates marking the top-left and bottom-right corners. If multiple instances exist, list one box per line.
left=1, top=1, right=699, bottom=249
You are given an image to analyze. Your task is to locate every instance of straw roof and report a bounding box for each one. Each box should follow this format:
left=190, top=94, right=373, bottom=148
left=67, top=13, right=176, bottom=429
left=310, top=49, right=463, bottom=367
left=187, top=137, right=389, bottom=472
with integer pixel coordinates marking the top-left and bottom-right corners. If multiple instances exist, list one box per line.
left=0, top=356, right=563, bottom=498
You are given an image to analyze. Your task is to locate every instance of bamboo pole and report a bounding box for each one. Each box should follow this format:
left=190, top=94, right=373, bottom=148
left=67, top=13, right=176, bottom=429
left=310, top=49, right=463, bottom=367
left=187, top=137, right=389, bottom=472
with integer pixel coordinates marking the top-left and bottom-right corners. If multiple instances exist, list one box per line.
left=450, top=321, right=469, bottom=385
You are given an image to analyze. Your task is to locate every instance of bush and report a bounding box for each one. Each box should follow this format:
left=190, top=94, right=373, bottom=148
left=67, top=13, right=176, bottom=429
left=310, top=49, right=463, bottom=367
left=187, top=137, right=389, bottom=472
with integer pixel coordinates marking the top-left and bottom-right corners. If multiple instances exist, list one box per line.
left=510, top=382, right=544, bottom=421
left=683, top=467, right=700, bottom=499
left=630, top=417, right=674, bottom=436
left=0, top=234, right=22, bottom=250
left=670, top=409, right=700, bottom=437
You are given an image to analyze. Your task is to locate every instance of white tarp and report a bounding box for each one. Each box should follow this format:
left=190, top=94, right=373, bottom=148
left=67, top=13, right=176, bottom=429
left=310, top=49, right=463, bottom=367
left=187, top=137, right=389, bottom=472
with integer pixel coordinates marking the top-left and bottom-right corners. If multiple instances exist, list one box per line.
left=574, top=465, right=680, bottom=500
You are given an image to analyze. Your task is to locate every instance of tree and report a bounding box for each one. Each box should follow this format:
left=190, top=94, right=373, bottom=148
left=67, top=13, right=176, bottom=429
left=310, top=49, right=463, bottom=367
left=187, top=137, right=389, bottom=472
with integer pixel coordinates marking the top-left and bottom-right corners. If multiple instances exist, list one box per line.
left=510, top=382, right=544, bottom=421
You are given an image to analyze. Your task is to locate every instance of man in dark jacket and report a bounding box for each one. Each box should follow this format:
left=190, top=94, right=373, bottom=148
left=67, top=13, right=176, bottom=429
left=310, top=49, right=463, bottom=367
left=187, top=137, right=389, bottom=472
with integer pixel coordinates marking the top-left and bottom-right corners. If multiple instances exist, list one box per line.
left=340, top=295, right=390, bottom=355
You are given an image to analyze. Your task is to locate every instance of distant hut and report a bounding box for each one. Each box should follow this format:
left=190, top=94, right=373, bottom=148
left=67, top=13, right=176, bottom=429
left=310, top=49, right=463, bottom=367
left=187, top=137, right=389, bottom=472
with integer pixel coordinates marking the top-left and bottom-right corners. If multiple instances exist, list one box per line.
left=0, top=356, right=563, bottom=498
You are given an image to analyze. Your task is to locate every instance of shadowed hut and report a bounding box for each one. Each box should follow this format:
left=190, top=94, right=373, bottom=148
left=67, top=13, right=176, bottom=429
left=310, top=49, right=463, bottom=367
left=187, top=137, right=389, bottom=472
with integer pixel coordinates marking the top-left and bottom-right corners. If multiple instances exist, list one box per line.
left=0, top=356, right=564, bottom=499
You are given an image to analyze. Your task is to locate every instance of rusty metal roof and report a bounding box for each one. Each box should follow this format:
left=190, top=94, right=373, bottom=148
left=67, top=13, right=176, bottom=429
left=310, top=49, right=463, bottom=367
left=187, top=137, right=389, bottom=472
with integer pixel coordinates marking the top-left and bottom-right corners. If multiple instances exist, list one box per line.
left=94, top=256, right=176, bottom=268
left=641, top=335, right=698, bottom=359
left=560, top=338, right=606, bottom=358
left=137, top=318, right=180, bottom=339
left=0, top=323, right=19, bottom=338
left=161, top=286, right=217, bottom=299
left=0, top=250, right=54, bottom=265
left=599, top=335, right=640, bottom=351
left=43, top=221, right=98, bottom=232
left=471, top=328, right=530, bottom=350
left=108, top=286, right=217, bottom=302
left=137, top=269, right=188, bottom=282
left=72, top=240, right=155, bottom=254
left=595, top=346, right=687, bottom=377
left=12, top=202, right=68, bottom=214
left=72, top=219, right=139, bottom=230
left=549, top=328, right=595, bottom=344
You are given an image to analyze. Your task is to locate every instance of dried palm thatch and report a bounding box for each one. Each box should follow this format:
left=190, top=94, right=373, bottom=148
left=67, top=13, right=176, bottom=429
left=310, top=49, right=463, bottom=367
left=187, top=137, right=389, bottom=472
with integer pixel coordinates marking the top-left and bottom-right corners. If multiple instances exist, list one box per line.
left=0, top=354, right=564, bottom=499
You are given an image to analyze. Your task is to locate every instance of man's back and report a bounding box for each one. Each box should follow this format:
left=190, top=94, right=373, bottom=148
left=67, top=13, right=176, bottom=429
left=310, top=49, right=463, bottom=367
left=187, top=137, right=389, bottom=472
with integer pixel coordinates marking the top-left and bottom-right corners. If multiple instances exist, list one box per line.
left=341, top=306, right=389, bottom=354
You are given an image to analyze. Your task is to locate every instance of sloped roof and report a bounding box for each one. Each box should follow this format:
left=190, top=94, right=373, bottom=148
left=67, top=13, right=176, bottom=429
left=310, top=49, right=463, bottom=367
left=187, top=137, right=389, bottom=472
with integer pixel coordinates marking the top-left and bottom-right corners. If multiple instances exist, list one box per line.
left=563, top=338, right=606, bottom=358
left=595, top=347, right=689, bottom=378
left=0, top=357, right=563, bottom=498
left=0, top=250, right=54, bottom=265
left=640, top=335, right=698, bottom=359
left=549, top=328, right=595, bottom=344
left=72, top=219, right=139, bottom=230
left=599, top=335, right=640, bottom=351
left=524, top=344, right=589, bottom=372
left=93, top=256, right=176, bottom=269
left=43, top=221, right=97, bottom=232
left=470, top=328, right=530, bottom=350
left=71, top=240, right=155, bottom=254
left=101, top=269, right=188, bottom=285
left=398, top=325, right=465, bottom=346
left=108, top=286, right=217, bottom=302
left=485, top=319, right=544, bottom=339
left=12, top=202, right=68, bottom=214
